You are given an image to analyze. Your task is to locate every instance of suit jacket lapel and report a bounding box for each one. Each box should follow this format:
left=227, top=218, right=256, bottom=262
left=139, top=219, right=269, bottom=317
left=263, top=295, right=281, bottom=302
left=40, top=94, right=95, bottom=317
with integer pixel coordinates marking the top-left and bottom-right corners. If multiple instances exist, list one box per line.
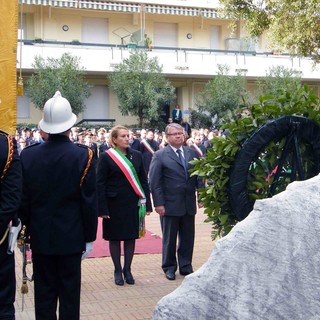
left=165, top=145, right=183, bottom=167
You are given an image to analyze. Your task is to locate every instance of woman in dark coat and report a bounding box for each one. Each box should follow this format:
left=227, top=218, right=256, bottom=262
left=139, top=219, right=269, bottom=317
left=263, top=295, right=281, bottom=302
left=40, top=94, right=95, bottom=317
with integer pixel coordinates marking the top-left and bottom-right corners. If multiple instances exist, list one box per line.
left=97, top=125, right=152, bottom=286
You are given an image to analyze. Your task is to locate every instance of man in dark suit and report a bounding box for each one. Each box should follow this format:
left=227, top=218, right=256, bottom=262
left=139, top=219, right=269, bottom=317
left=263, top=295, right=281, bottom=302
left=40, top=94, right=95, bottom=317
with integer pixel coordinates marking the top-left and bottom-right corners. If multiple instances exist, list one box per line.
left=181, top=118, right=191, bottom=138
left=129, top=130, right=140, bottom=151
left=149, top=123, right=203, bottom=281
left=139, top=130, right=159, bottom=175
left=19, top=91, right=98, bottom=320
left=0, top=130, right=22, bottom=320
left=172, top=104, right=183, bottom=124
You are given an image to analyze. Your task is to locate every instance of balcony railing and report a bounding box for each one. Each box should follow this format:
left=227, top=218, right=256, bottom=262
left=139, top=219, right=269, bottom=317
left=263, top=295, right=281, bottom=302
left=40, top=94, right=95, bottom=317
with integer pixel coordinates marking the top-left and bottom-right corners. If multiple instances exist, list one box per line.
left=17, top=39, right=317, bottom=79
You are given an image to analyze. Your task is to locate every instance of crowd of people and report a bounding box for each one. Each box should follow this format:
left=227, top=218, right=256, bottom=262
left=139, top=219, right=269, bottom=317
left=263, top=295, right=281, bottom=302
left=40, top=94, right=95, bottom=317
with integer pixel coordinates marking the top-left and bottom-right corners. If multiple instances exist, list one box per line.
left=16, top=119, right=228, bottom=161
left=1, top=93, right=228, bottom=319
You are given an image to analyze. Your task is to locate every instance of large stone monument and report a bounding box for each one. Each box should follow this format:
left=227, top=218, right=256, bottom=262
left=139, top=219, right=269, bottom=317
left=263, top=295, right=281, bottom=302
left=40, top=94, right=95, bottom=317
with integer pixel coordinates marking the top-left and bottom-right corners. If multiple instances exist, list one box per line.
left=153, top=175, right=320, bottom=319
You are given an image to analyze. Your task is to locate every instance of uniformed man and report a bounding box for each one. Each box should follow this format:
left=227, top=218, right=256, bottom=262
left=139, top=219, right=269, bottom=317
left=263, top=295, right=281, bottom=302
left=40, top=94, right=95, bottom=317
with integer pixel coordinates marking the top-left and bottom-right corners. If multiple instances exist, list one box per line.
left=85, top=130, right=98, bottom=161
left=97, top=128, right=110, bottom=155
left=19, top=91, right=98, bottom=320
left=0, top=130, right=22, bottom=320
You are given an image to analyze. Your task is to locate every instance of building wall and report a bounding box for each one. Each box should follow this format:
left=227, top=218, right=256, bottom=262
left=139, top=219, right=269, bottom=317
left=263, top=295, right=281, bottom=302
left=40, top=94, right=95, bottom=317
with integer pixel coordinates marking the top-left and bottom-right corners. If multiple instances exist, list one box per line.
left=17, top=3, right=320, bottom=127
left=22, top=6, right=241, bottom=49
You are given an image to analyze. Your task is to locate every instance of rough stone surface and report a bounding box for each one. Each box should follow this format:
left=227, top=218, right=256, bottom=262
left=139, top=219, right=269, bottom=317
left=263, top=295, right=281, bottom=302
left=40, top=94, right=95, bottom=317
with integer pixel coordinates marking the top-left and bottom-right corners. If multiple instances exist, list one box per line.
left=153, top=175, right=320, bottom=320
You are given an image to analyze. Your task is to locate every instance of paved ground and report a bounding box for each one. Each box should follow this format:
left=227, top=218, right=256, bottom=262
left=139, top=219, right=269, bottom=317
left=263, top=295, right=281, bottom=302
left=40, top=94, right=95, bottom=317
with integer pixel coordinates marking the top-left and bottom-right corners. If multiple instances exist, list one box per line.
left=14, top=209, right=216, bottom=320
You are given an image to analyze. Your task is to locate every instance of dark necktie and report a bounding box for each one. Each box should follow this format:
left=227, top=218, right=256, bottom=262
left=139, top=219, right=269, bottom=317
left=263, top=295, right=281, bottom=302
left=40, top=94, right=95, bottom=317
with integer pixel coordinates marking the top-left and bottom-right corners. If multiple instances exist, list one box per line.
left=176, top=149, right=188, bottom=180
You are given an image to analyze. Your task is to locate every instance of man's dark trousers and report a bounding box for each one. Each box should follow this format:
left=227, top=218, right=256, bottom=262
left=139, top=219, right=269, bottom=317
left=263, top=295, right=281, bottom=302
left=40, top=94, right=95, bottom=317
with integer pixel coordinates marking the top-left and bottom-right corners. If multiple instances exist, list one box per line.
left=33, top=253, right=82, bottom=320
left=160, top=214, right=195, bottom=274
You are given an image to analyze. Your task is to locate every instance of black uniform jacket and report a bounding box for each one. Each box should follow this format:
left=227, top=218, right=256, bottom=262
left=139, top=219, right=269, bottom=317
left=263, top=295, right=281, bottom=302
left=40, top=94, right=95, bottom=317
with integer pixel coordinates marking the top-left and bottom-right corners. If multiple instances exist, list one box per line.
left=0, top=133, right=22, bottom=239
left=0, top=133, right=22, bottom=307
left=19, top=134, right=98, bottom=255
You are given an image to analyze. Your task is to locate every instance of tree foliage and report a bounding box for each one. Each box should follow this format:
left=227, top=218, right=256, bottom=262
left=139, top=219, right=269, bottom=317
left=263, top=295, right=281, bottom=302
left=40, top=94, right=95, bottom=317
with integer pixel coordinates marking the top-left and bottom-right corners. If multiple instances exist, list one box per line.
left=108, top=50, right=176, bottom=127
left=219, top=0, right=320, bottom=62
left=190, top=83, right=320, bottom=240
left=190, top=110, right=214, bottom=129
left=196, top=64, right=248, bottom=125
left=256, top=66, right=302, bottom=99
left=25, top=53, right=91, bottom=115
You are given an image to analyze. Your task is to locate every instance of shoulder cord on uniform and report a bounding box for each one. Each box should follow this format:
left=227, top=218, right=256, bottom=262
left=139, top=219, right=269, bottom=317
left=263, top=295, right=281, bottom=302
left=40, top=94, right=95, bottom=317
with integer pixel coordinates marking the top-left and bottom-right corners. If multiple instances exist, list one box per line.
left=0, top=134, right=14, bottom=245
left=0, top=228, right=9, bottom=245
left=80, top=148, right=93, bottom=187
left=0, top=134, right=13, bottom=181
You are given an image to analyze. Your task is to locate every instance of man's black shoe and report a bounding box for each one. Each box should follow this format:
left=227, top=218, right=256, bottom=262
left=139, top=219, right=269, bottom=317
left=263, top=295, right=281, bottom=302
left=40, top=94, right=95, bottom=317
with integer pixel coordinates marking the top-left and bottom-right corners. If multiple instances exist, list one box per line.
left=180, top=270, right=193, bottom=276
left=165, top=271, right=176, bottom=280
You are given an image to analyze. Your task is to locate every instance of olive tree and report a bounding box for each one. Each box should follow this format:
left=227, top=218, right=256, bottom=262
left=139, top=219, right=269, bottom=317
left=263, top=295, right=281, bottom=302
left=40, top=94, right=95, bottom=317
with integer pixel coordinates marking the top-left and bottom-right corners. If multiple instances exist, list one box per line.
left=108, top=50, right=175, bottom=128
left=255, top=66, right=302, bottom=98
left=26, top=53, right=91, bottom=115
left=196, top=64, right=248, bottom=126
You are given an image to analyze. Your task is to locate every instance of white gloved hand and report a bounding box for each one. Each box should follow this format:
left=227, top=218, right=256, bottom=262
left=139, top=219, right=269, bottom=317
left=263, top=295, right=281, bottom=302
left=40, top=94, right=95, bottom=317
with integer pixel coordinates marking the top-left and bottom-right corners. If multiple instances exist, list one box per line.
left=81, top=242, right=93, bottom=260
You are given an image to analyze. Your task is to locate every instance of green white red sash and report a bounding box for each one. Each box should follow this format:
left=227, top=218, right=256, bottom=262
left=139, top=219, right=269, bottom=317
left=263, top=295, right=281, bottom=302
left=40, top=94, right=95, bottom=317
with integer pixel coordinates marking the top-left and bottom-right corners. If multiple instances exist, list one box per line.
left=193, top=144, right=203, bottom=157
left=106, top=148, right=147, bottom=237
left=141, top=139, right=154, bottom=155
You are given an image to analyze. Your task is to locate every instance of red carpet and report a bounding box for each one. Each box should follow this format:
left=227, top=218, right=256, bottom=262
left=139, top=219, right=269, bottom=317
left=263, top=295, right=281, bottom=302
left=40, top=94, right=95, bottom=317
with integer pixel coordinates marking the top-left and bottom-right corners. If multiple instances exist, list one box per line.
left=88, top=218, right=162, bottom=258
left=26, top=219, right=162, bottom=260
